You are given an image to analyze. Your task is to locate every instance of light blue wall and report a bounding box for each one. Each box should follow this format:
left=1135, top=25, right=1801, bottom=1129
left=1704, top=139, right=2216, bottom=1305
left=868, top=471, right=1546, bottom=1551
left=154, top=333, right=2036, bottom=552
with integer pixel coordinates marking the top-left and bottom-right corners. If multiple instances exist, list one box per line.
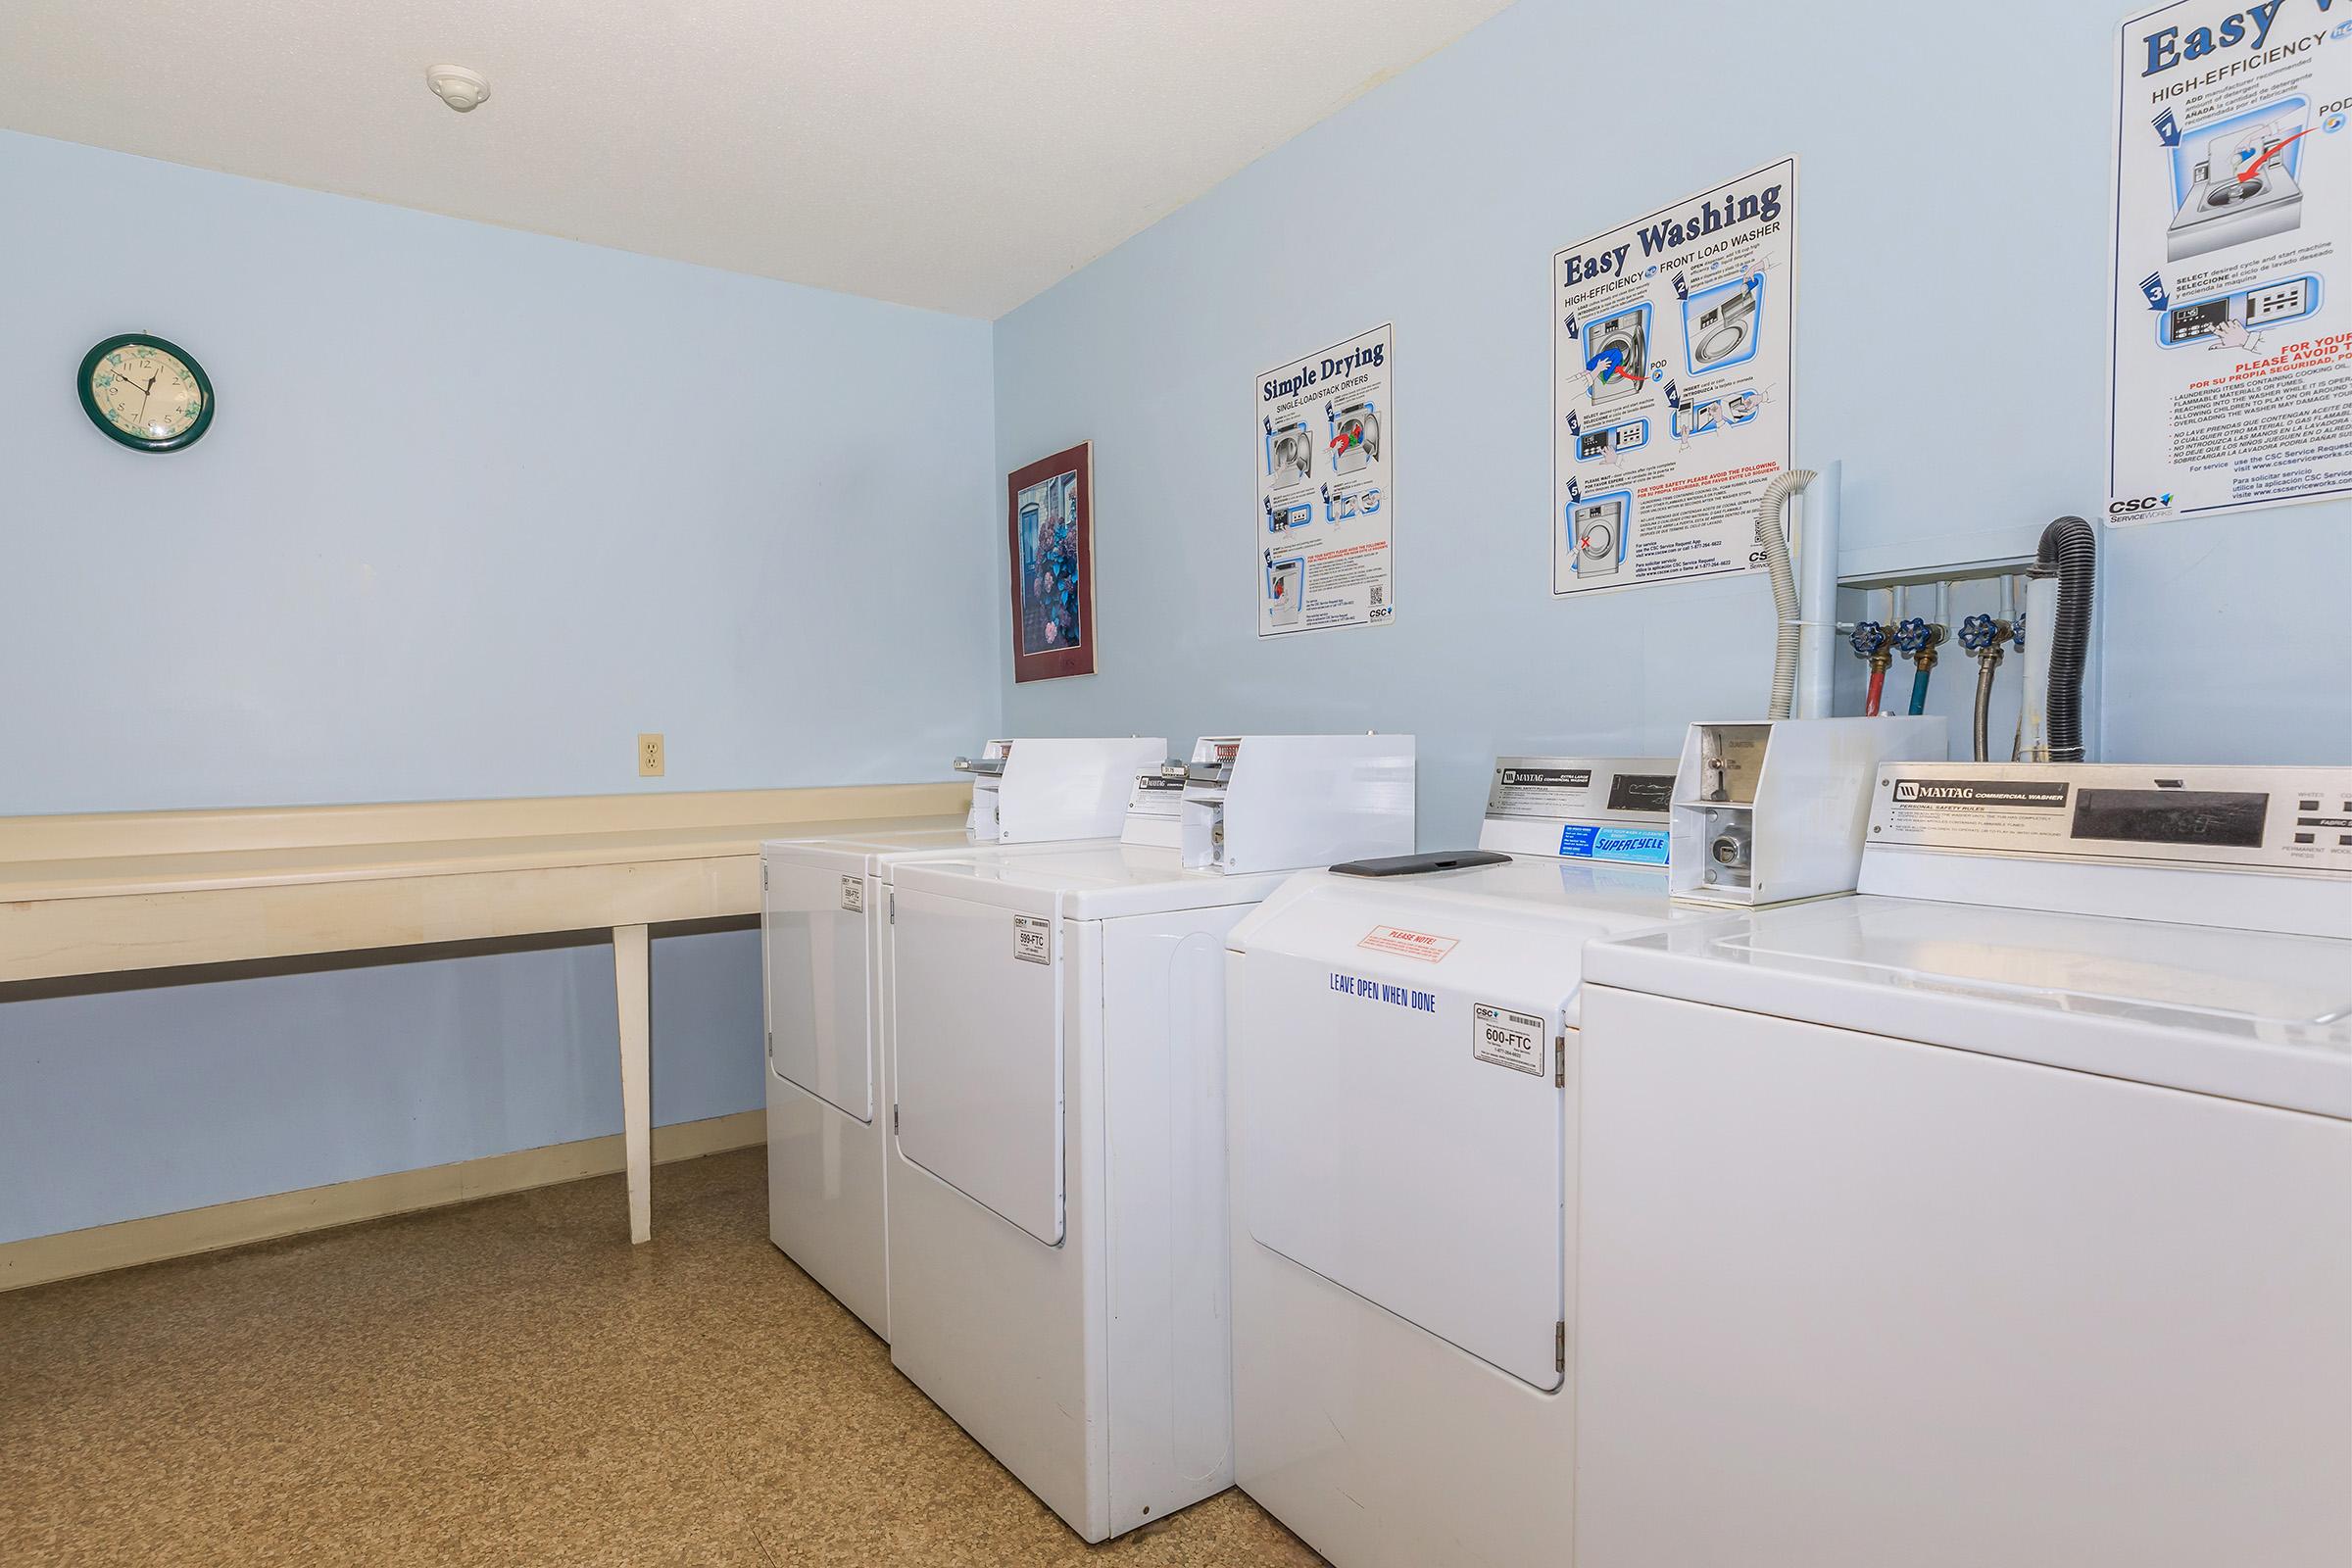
left=993, top=0, right=2352, bottom=837
left=0, top=130, right=1000, bottom=1244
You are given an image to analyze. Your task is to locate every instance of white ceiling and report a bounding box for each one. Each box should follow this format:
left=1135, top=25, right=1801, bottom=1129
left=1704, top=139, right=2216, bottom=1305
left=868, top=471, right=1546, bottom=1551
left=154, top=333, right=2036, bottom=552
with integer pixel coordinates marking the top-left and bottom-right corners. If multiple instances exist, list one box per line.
left=0, top=0, right=1508, bottom=318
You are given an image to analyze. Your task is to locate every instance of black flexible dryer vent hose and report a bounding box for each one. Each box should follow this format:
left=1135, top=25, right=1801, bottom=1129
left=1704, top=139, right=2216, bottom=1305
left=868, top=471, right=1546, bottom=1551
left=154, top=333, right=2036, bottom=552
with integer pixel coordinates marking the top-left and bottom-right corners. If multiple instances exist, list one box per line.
left=2032, top=516, right=2095, bottom=762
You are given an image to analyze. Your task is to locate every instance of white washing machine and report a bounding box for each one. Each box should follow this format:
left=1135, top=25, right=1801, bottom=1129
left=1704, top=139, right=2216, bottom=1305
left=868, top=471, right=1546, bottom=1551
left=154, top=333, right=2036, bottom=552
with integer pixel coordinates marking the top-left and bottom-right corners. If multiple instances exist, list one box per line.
left=1227, top=757, right=1714, bottom=1568
left=884, top=734, right=1417, bottom=1543
left=1575, top=761, right=2352, bottom=1568
left=761, top=736, right=1166, bottom=1338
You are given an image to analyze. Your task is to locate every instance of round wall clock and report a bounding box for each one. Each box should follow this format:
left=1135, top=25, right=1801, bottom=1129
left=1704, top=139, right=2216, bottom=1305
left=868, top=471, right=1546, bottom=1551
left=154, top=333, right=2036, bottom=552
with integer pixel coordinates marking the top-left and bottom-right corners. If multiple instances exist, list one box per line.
left=78, top=333, right=214, bottom=452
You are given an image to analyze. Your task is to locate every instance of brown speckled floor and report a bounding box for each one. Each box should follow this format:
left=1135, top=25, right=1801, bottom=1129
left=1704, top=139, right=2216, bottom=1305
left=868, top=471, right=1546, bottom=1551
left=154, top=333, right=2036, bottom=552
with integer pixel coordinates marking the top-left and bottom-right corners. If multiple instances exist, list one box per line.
left=0, top=1149, right=1322, bottom=1567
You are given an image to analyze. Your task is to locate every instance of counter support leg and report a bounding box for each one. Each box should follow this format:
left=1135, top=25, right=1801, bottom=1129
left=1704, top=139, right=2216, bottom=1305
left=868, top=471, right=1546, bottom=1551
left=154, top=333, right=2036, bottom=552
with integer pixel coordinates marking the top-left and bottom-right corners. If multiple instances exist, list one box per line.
left=613, top=922, right=653, bottom=1245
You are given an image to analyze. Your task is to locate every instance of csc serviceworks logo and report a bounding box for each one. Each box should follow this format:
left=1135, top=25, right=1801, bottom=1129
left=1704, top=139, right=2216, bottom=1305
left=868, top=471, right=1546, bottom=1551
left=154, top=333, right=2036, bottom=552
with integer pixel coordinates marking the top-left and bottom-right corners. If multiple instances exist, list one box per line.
left=2109, top=493, right=2173, bottom=517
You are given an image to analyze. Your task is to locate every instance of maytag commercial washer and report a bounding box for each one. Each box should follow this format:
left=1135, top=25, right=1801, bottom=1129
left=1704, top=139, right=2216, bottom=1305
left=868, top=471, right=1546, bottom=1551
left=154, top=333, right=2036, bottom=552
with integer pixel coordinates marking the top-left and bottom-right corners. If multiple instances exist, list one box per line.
left=1575, top=761, right=2352, bottom=1568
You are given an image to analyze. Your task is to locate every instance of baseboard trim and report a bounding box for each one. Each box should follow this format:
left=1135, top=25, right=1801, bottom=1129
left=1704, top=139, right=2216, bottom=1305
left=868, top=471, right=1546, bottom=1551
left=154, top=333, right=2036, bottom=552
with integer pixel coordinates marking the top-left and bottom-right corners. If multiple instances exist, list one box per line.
left=0, top=1108, right=766, bottom=1294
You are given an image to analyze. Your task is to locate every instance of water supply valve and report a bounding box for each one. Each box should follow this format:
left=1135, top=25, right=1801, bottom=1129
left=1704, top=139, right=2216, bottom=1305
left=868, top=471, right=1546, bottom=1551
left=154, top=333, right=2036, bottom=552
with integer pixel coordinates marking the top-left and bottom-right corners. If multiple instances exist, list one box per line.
left=1894, top=616, right=1947, bottom=669
left=1957, top=612, right=2012, bottom=662
left=1849, top=620, right=1891, bottom=665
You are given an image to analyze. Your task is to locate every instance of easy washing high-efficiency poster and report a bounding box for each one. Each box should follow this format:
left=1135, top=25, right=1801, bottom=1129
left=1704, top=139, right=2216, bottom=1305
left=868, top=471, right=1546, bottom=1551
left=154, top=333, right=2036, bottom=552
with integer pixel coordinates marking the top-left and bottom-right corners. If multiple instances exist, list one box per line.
left=2109, top=2, right=2352, bottom=524
left=1255, top=324, right=1395, bottom=637
left=1551, top=161, right=1797, bottom=597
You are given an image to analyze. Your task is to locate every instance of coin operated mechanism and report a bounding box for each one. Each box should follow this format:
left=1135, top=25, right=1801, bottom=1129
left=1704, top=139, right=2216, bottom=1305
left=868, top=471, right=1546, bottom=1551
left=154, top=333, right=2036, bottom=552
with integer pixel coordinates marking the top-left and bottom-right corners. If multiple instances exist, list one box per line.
left=1669, top=716, right=1946, bottom=906
left=951, top=736, right=1168, bottom=845
left=1176, top=734, right=1417, bottom=875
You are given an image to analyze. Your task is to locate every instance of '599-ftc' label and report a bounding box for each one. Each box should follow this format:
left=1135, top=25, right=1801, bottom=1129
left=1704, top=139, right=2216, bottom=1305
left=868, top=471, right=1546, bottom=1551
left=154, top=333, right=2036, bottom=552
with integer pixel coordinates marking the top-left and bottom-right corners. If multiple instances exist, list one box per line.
left=1013, top=915, right=1052, bottom=964
left=1473, top=1003, right=1546, bottom=1075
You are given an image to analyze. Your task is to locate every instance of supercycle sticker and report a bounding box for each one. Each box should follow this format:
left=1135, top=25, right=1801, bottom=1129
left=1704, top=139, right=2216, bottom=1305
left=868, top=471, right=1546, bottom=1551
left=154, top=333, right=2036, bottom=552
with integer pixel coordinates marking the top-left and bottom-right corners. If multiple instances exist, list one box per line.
left=1559, top=824, right=1670, bottom=865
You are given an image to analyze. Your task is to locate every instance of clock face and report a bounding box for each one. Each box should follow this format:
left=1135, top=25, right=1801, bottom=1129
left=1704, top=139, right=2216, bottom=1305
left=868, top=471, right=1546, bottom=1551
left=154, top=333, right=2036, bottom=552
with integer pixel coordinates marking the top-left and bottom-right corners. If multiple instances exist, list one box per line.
left=79, top=335, right=213, bottom=451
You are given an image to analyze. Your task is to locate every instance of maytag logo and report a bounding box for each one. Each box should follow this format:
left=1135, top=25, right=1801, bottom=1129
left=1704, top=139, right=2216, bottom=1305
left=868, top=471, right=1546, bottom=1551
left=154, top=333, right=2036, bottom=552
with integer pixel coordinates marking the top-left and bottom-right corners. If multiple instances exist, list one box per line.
left=2109, top=493, right=2173, bottom=517
left=1893, top=778, right=2070, bottom=808
left=1503, top=767, right=1592, bottom=789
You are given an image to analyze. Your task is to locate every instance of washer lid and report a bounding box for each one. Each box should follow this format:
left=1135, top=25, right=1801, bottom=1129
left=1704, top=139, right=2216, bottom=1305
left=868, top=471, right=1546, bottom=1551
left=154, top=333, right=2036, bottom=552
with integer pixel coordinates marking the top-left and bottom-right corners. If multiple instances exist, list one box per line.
left=1585, top=896, right=2352, bottom=1118
left=761, top=827, right=984, bottom=876
left=893, top=844, right=1291, bottom=920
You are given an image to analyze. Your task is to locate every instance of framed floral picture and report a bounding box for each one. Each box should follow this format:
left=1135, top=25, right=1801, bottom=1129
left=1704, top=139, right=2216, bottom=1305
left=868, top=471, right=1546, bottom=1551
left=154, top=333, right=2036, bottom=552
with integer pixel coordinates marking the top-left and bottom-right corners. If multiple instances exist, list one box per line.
left=1004, top=442, right=1096, bottom=682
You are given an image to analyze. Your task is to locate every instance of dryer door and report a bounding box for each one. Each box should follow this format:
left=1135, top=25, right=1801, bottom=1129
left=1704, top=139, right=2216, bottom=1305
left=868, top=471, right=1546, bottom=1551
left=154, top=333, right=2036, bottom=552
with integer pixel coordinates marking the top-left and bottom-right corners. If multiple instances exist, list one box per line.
left=893, top=885, right=1066, bottom=1245
left=763, top=855, right=874, bottom=1121
left=1235, top=918, right=1570, bottom=1391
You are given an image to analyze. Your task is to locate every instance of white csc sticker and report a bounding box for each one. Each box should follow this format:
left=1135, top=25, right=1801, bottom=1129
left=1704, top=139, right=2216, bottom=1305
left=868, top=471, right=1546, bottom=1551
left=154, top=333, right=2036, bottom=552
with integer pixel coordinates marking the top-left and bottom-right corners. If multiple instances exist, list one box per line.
left=840, top=875, right=864, bottom=913
left=1472, top=1004, right=1545, bottom=1075
left=1013, top=915, right=1052, bottom=964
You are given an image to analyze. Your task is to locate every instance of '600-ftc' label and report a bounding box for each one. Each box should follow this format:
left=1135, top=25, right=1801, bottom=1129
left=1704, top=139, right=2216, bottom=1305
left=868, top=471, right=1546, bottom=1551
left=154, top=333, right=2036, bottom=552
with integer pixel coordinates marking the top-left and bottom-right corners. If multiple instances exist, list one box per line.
left=1013, top=915, right=1052, bottom=964
left=1473, top=1004, right=1545, bottom=1075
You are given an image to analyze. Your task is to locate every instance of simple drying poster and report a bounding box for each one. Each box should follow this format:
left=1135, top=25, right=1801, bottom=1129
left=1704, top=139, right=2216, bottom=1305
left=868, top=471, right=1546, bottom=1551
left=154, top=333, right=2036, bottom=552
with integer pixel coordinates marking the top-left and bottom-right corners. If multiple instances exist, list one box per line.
left=2109, top=0, right=2352, bottom=523
left=1550, top=160, right=1797, bottom=597
left=1256, top=323, right=1395, bottom=637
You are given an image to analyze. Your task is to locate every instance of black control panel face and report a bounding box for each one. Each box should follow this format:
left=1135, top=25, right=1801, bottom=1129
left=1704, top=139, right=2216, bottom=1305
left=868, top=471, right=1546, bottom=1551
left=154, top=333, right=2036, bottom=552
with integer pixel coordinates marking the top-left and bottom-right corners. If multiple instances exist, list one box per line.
left=1607, top=773, right=1677, bottom=813
left=2070, top=789, right=2268, bottom=848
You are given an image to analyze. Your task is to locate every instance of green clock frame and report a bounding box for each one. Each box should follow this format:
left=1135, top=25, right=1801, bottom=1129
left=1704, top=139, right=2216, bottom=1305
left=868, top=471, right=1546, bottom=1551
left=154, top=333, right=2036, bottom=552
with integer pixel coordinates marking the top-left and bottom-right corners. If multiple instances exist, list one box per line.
left=77, top=333, right=215, bottom=453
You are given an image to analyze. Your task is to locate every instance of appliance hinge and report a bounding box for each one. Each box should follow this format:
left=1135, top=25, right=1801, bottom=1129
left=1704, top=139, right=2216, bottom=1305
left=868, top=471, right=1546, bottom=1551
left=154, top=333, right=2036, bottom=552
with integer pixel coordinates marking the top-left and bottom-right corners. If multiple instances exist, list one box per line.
left=888, top=890, right=896, bottom=923
left=1555, top=1320, right=1566, bottom=1374
left=1554, top=1036, right=1566, bottom=1088
left=760, top=863, right=768, bottom=890
left=892, top=1104, right=900, bottom=1134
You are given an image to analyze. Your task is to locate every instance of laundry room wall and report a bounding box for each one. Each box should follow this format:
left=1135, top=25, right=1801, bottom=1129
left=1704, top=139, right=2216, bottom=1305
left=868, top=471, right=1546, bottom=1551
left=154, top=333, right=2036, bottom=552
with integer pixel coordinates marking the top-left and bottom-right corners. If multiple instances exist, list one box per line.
left=0, top=129, right=1001, bottom=1243
left=990, top=0, right=2352, bottom=839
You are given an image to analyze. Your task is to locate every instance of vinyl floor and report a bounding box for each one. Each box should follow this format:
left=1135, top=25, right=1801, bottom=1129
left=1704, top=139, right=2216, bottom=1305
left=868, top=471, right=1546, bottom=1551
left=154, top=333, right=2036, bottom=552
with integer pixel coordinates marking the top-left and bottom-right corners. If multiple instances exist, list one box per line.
left=0, top=1148, right=1323, bottom=1566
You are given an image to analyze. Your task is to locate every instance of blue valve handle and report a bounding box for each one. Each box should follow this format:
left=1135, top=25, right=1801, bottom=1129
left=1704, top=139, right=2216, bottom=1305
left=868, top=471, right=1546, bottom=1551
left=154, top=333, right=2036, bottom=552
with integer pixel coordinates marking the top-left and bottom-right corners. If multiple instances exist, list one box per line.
left=1957, top=612, right=2004, bottom=654
left=1849, top=620, right=1889, bottom=659
left=1894, top=616, right=1943, bottom=658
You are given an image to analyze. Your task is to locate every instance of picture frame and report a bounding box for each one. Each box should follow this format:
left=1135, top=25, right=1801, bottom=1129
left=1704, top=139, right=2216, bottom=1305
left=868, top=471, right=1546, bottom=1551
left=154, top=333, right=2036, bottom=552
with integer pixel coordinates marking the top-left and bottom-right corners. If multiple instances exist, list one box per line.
left=1004, top=442, right=1097, bottom=683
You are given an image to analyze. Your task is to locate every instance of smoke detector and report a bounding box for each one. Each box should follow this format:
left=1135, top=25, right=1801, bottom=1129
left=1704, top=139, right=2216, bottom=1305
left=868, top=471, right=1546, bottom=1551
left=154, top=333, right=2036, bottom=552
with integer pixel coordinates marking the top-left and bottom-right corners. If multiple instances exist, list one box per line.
left=426, top=66, right=491, bottom=113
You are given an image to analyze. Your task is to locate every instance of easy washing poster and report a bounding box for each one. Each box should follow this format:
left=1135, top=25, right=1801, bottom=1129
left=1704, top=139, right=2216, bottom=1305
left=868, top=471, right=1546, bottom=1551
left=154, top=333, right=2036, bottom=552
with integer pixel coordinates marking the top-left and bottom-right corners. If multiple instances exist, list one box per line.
left=1551, top=160, right=1797, bottom=597
left=2110, top=0, right=2352, bottom=523
left=1256, top=323, right=1395, bottom=637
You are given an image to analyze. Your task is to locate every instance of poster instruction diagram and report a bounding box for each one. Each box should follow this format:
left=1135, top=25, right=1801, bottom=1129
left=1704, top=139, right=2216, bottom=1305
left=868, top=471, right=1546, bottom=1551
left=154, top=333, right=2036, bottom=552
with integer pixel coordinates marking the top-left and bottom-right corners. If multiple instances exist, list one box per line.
left=1256, top=323, right=1395, bottom=636
left=1551, top=160, right=1796, bottom=597
left=2110, top=0, right=2352, bottom=523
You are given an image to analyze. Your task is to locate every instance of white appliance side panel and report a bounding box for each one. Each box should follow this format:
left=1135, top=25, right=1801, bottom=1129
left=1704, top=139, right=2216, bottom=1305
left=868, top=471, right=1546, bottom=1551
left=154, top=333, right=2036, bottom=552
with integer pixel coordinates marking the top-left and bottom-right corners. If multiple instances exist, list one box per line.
left=1574, top=985, right=2352, bottom=1568
left=893, top=885, right=1066, bottom=1246
left=1101, top=907, right=1247, bottom=1535
left=1231, top=1217, right=1576, bottom=1568
left=762, top=858, right=874, bottom=1122
left=1234, top=941, right=1566, bottom=1391
left=763, top=1065, right=888, bottom=1337
left=884, top=918, right=1111, bottom=1541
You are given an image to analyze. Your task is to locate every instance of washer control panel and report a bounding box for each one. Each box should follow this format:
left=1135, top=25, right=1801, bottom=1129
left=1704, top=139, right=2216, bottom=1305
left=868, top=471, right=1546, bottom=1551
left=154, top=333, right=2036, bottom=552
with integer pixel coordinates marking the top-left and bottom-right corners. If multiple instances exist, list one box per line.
left=1868, top=763, right=2352, bottom=872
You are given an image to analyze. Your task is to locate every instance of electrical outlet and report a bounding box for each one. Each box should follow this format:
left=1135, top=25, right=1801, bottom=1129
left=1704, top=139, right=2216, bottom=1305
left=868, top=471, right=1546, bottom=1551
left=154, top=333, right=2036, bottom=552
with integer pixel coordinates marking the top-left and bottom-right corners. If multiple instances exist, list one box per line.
left=637, top=733, right=665, bottom=777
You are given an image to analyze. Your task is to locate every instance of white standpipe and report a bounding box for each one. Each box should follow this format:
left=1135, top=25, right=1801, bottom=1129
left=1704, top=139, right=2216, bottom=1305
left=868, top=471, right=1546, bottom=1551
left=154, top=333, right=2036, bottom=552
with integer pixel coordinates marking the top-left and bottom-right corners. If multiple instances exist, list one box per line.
left=1794, top=460, right=1841, bottom=719
left=2014, top=571, right=2059, bottom=760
